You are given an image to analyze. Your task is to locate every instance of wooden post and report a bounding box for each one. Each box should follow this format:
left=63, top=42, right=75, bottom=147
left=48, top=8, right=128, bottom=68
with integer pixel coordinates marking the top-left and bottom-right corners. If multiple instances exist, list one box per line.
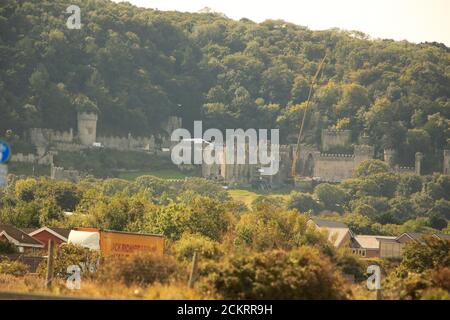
left=188, top=251, right=199, bottom=288
left=376, top=289, right=383, bottom=300
left=46, top=240, right=55, bottom=289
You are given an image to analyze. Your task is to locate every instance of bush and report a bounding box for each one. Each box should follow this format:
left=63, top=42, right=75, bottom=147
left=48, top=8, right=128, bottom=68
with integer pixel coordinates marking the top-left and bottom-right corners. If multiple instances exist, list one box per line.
left=0, top=260, right=29, bottom=276
left=0, top=239, right=17, bottom=254
left=97, top=253, right=181, bottom=286
left=287, top=192, right=321, bottom=214
left=314, top=183, right=347, bottom=213
left=400, top=236, right=450, bottom=273
left=384, top=267, right=450, bottom=300
left=37, top=243, right=99, bottom=278
left=173, top=233, right=222, bottom=261
left=203, top=247, right=350, bottom=299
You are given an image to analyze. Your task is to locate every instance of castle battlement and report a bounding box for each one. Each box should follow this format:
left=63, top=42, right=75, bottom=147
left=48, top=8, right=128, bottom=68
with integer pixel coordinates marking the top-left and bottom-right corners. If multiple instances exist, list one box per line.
left=319, top=153, right=354, bottom=159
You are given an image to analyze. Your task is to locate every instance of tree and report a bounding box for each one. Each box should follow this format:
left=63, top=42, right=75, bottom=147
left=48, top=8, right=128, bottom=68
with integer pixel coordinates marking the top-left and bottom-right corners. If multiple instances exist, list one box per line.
left=354, top=160, right=390, bottom=178
left=314, top=183, right=347, bottom=213
left=204, top=247, right=350, bottom=299
left=287, top=192, right=321, bottom=214
left=400, top=236, right=450, bottom=273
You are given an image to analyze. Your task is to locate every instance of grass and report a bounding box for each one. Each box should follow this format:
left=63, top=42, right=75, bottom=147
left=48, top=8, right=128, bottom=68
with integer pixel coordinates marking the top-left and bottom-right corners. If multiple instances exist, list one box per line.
left=7, top=163, right=50, bottom=176
left=116, top=169, right=189, bottom=181
left=228, top=188, right=293, bottom=209
left=0, top=274, right=211, bottom=299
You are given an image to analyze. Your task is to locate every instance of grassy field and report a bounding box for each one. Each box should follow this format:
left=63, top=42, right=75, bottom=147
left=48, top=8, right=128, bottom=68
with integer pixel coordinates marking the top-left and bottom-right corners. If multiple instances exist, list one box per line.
left=7, top=163, right=50, bottom=176
left=228, top=188, right=292, bottom=208
left=116, top=169, right=189, bottom=181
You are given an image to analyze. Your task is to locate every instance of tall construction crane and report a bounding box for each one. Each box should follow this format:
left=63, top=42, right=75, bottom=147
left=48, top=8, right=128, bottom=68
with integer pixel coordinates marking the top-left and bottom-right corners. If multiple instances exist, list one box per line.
left=291, top=54, right=328, bottom=178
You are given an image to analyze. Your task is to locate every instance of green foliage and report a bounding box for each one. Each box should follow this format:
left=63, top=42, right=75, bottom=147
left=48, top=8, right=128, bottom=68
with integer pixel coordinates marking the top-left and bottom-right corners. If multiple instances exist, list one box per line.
left=37, top=243, right=99, bottom=279
left=173, top=233, right=222, bottom=261
left=203, top=247, right=350, bottom=299
left=314, top=183, right=347, bottom=213
left=400, top=236, right=450, bottom=273
left=354, top=160, right=390, bottom=178
left=97, top=253, right=180, bottom=286
left=0, top=260, right=29, bottom=276
left=0, top=0, right=448, bottom=172
left=287, top=191, right=321, bottom=214
left=0, top=239, right=17, bottom=254
left=233, top=202, right=330, bottom=252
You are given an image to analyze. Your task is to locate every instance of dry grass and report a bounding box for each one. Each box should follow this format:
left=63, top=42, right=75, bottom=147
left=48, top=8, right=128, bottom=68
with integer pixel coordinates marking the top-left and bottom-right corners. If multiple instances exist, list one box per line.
left=0, top=273, right=212, bottom=300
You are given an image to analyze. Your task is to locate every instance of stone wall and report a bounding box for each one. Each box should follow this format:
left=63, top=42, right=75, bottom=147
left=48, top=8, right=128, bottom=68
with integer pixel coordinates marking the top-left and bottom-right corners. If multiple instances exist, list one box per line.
left=51, top=165, right=79, bottom=182
left=11, top=153, right=54, bottom=165
left=202, top=143, right=293, bottom=185
left=321, top=129, right=351, bottom=152
left=97, top=134, right=156, bottom=151
left=313, top=154, right=355, bottom=182
left=29, top=128, right=74, bottom=146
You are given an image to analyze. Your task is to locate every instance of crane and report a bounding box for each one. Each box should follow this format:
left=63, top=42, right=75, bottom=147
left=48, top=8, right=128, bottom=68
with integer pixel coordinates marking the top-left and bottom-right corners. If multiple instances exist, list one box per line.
left=291, top=54, right=328, bottom=178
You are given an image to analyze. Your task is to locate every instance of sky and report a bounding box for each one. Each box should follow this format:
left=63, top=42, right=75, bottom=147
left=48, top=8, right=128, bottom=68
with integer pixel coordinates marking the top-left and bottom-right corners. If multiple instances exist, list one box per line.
left=112, top=0, right=450, bottom=46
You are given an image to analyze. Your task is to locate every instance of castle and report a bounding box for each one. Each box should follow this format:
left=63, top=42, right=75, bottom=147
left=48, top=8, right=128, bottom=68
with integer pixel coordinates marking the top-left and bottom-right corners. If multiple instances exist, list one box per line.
left=201, top=129, right=439, bottom=185
left=201, top=129, right=375, bottom=184
left=9, top=113, right=449, bottom=184
left=11, top=111, right=182, bottom=181
left=27, top=112, right=181, bottom=154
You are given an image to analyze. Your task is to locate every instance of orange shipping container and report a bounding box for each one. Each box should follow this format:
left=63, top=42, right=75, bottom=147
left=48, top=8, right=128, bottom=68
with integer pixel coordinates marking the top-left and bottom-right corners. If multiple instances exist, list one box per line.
left=74, top=228, right=164, bottom=257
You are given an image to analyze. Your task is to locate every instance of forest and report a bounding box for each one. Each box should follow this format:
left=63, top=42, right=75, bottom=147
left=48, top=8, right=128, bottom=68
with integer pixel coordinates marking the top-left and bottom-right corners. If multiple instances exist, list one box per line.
left=0, top=0, right=449, bottom=172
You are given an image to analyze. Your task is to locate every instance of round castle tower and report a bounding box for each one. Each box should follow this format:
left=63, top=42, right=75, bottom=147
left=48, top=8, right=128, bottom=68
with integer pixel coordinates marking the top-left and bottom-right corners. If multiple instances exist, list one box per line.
left=77, top=112, right=98, bottom=146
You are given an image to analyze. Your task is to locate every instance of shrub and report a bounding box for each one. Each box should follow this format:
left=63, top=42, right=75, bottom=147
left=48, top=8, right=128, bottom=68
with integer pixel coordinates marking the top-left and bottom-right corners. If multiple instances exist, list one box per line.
left=203, top=247, right=350, bottom=299
left=287, top=191, right=321, bottom=214
left=400, top=236, right=450, bottom=273
left=0, top=239, right=17, bottom=254
left=97, top=253, right=181, bottom=286
left=173, top=233, right=222, bottom=261
left=37, top=243, right=99, bottom=278
left=0, top=260, right=29, bottom=276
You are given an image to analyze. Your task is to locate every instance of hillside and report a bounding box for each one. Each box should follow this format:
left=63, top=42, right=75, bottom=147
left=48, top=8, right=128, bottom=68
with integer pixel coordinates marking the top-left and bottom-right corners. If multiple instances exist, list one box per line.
left=0, top=0, right=449, bottom=171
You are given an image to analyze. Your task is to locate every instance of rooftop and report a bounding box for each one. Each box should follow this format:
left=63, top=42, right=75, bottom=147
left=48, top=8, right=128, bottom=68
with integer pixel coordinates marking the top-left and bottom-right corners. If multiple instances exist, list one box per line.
left=0, top=224, right=44, bottom=247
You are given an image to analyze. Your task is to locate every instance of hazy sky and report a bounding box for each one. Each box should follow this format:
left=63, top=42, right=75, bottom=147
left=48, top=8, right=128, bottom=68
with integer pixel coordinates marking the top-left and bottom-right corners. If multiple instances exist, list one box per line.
left=112, top=0, right=450, bottom=46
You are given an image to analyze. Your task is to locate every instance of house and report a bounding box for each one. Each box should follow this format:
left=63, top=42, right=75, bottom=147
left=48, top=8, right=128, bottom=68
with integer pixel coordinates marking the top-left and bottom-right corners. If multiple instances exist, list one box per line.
left=25, top=227, right=70, bottom=250
left=378, top=232, right=450, bottom=259
left=0, top=224, right=44, bottom=254
left=307, top=218, right=353, bottom=248
left=433, top=233, right=450, bottom=241
left=352, top=235, right=397, bottom=258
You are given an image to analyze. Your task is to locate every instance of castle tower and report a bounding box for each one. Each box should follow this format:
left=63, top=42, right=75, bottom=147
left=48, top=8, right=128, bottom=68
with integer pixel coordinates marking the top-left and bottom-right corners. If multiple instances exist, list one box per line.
left=321, top=129, right=351, bottom=152
left=354, top=145, right=374, bottom=167
left=415, top=152, right=424, bottom=175
left=77, top=112, right=98, bottom=146
left=444, top=150, right=450, bottom=175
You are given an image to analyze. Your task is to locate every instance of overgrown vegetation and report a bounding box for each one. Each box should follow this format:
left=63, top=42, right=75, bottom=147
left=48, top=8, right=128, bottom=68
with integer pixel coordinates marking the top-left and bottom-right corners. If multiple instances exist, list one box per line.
left=0, top=0, right=449, bottom=172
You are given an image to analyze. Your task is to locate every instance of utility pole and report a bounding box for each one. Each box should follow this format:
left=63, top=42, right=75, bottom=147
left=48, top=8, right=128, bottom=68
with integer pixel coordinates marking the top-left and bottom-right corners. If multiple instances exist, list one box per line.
left=188, top=251, right=199, bottom=288
left=46, top=240, right=55, bottom=289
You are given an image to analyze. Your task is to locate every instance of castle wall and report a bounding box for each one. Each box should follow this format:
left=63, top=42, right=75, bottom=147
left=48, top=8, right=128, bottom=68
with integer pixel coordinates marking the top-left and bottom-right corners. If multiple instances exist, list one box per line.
left=11, top=153, right=54, bottom=165
left=313, top=154, right=355, bottom=182
left=202, top=144, right=292, bottom=185
left=321, top=129, right=351, bottom=152
left=29, top=128, right=74, bottom=146
left=97, top=135, right=156, bottom=151
left=51, top=165, right=79, bottom=182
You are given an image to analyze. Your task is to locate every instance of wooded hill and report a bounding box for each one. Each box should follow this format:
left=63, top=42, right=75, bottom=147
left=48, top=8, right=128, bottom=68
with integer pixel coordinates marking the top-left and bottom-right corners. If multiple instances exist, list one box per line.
left=0, top=0, right=449, bottom=171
